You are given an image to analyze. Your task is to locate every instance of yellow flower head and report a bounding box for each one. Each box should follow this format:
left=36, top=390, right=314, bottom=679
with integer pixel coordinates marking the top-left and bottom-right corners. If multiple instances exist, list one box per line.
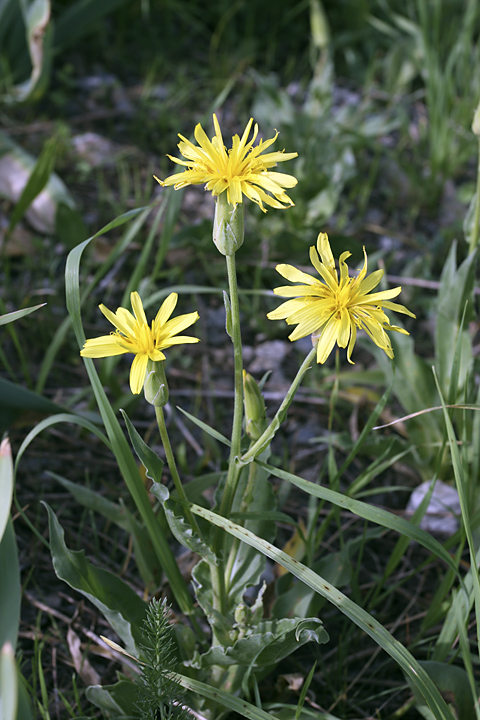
left=267, top=232, right=415, bottom=364
left=155, top=114, right=298, bottom=212
left=80, top=292, right=199, bottom=394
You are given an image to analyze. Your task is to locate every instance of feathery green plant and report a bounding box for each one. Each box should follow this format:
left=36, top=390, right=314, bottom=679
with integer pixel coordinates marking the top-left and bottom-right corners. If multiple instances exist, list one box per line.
left=137, top=599, right=190, bottom=720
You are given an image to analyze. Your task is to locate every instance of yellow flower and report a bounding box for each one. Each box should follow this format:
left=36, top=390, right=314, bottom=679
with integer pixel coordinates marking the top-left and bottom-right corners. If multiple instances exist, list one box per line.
left=155, top=114, right=298, bottom=212
left=80, top=292, right=199, bottom=394
left=267, top=232, right=415, bottom=364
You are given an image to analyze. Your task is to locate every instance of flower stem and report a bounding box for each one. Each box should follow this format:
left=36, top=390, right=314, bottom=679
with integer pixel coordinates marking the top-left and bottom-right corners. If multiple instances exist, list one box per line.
left=218, top=253, right=245, bottom=520
left=224, top=460, right=258, bottom=593
left=240, top=345, right=318, bottom=464
left=155, top=405, right=202, bottom=538
left=211, top=252, right=244, bottom=618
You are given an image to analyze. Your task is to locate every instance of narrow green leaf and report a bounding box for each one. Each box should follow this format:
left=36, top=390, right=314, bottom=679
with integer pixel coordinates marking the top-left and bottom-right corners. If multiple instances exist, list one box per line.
left=36, top=207, right=148, bottom=393
left=189, top=504, right=455, bottom=720
left=0, top=519, right=20, bottom=652
left=0, top=642, right=17, bottom=720
left=8, top=137, right=56, bottom=233
left=177, top=406, right=231, bottom=447
left=0, top=377, right=65, bottom=434
left=433, top=369, right=480, bottom=659
left=335, top=381, right=393, bottom=489
left=0, top=304, right=46, bottom=326
left=175, top=672, right=283, bottom=720
left=0, top=438, right=13, bottom=542
left=406, top=660, right=475, bottom=720
left=256, top=460, right=465, bottom=588
left=121, top=410, right=164, bottom=482
left=296, top=661, right=317, bottom=720
left=64, top=227, right=195, bottom=615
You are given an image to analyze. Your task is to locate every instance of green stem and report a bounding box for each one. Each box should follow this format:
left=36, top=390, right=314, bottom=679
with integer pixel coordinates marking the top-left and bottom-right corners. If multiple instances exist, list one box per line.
left=241, top=345, right=317, bottom=465
left=224, top=460, right=258, bottom=592
left=218, top=253, right=245, bottom=519
left=469, top=135, right=480, bottom=254
left=155, top=405, right=202, bottom=538
left=211, top=252, right=244, bottom=619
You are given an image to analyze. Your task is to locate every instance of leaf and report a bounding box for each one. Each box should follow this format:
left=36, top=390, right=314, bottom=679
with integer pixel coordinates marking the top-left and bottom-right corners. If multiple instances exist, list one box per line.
left=191, top=559, right=232, bottom=645
left=0, top=438, right=13, bottom=543
left=256, top=460, right=466, bottom=589
left=151, top=482, right=217, bottom=566
left=406, top=661, right=475, bottom=720
left=121, top=410, right=164, bottom=483
left=226, top=466, right=277, bottom=608
left=0, top=303, right=46, bottom=326
left=271, top=532, right=381, bottom=620
left=86, top=679, right=140, bottom=717
left=176, top=406, right=231, bottom=447
left=64, top=228, right=195, bottom=616
left=122, top=410, right=216, bottom=565
left=223, top=290, right=233, bottom=338
left=45, top=503, right=147, bottom=656
left=175, top=671, right=288, bottom=720
left=432, top=371, right=480, bottom=659
left=190, top=503, right=455, bottom=720
left=8, top=136, right=57, bottom=234
left=0, top=377, right=65, bottom=433
left=0, top=519, right=20, bottom=651
left=435, top=242, right=476, bottom=401
left=0, top=132, right=77, bottom=235
left=35, top=206, right=150, bottom=393
left=49, top=472, right=161, bottom=588
left=0, top=642, right=17, bottom=720
left=5, top=0, right=52, bottom=103
left=14, top=414, right=110, bottom=476
left=188, top=617, right=328, bottom=670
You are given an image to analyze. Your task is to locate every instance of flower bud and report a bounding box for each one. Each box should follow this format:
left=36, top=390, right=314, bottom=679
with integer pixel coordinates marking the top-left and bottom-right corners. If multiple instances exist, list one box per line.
left=234, top=603, right=248, bottom=625
left=243, top=370, right=267, bottom=441
left=213, top=192, right=244, bottom=256
left=144, top=359, right=169, bottom=407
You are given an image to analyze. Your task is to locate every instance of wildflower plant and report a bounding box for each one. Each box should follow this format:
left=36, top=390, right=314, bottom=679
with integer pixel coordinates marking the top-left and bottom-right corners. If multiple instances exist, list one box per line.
left=38, top=113, right=464, bottom=720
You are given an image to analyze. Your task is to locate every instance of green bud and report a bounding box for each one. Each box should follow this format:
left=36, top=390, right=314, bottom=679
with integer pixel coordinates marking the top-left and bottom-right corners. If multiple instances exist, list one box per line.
left=144, top=359, right=169, bottom=407
left=234, top=603, right=248, bottom=625
left=213, top=192, right=244, bottom=256
left=473, top=100, right=480, bottom=136
left=243, top=370, right=267, bottom=441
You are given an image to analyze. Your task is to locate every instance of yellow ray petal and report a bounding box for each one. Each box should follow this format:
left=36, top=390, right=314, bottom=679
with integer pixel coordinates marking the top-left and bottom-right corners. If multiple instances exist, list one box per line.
left=161, top=311, right=200, bottom=340
left=316, top=318, right=340, bottom=363
left=130, top=292, right=148, bottom=326
left=129, top=353, right=149, bottom=394
left=99, top=304, right=134, bottom=336
left=155, top=293, right=178, bottom=329
left=275, top=264, right=318, bottom=285
left=80, top=335, right=126, bottom=358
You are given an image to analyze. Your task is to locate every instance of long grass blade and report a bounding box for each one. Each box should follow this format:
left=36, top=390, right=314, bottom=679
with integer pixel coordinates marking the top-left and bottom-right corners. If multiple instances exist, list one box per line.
left=433, top=368, right=480, bottom=660
left=64, top=227, right=195, bottom=616
left=256, top=460, right=465, bottom=587
left=189, top=504, right=455, bottom=720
